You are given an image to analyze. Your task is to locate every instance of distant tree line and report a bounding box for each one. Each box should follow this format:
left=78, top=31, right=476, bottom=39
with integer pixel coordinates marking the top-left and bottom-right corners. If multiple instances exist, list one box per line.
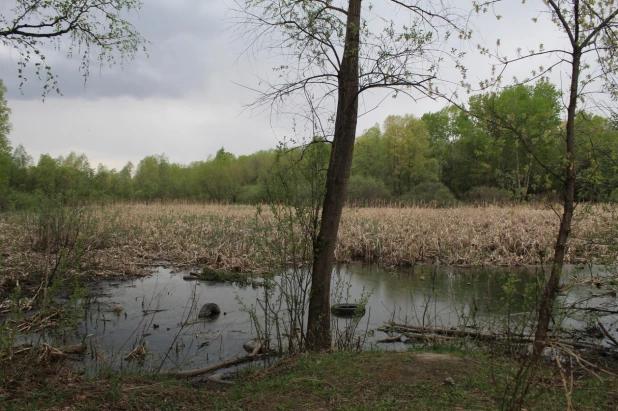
left=1, top=79, right=617, bottom=211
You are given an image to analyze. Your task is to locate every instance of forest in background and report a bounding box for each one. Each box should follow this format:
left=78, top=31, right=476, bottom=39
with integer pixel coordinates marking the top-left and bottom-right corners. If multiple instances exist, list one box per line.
left=2, top=79, right=618, bottom=210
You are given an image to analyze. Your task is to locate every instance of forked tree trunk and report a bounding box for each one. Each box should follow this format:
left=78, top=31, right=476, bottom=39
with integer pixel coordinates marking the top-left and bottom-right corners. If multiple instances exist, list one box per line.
left=306, top=0, right=362, bottom=352
left=532, top=48, right=580, bottom=357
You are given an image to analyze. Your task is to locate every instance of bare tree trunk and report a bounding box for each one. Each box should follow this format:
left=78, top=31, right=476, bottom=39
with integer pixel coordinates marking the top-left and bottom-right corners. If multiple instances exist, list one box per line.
left=515, top=144, right=522, bottom=200
left=523, top=154, right=533, bottom=201
left=508, top=48, right=580, bottom=411
left=532, top=48, right=580, bottom=357
left=306, top=0, right=362, bottom=352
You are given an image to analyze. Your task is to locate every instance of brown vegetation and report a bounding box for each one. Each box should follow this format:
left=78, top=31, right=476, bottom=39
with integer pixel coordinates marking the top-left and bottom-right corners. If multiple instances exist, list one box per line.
left=0, top=203, right=615, bottom=287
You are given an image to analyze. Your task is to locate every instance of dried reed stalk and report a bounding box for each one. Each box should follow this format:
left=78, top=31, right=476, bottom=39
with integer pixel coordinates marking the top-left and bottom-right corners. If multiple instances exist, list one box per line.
left=1, top=204, right=614, bottom=285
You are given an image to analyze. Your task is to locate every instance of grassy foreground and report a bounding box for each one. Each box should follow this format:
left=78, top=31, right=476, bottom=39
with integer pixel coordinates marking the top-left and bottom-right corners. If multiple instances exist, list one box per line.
left=2, top=348, right=616, bottom=410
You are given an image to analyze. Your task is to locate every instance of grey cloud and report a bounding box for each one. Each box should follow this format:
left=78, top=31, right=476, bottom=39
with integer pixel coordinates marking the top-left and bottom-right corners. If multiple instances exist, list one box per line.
left=2, top=0, right=229, bottom=100
left=2, top=0, right=589, bottom=174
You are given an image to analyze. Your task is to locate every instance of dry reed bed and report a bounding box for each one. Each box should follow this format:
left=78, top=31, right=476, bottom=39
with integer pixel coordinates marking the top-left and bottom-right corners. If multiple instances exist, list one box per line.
left=0, top=204, right=615, bottom=282
left=338, top=206, right=613, bottom=266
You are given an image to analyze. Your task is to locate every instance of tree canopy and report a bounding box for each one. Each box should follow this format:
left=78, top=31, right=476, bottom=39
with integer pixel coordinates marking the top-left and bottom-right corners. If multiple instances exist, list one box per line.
left=2, top=75, right=618, bottom=211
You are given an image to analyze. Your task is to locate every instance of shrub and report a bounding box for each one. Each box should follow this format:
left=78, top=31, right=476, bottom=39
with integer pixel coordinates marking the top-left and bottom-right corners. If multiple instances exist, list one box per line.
left=236, top=184, right=264, bottom=204
left=463, top=186, right=512, bottom=205
left=347, top=175, right=391, bottom=205
left=399, top=181, right=457, bottom=207
left=0, top=190, right=40, bottom=212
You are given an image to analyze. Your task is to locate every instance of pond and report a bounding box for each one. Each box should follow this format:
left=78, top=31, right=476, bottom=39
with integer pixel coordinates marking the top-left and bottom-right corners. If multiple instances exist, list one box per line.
left=63, top=263, right=615, bottom=375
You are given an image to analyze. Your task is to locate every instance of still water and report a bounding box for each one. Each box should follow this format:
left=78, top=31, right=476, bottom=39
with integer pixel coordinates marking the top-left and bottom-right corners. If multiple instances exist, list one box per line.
left=70, top=264, right=614, bottom=374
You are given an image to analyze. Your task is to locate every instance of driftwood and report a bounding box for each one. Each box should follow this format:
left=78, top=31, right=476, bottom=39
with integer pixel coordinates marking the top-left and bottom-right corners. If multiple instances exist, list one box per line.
left=7, top=342, right=86, bottom=357
left=382, top=323, right=617, bottom=352
left=40, top=343, right=67, bottom=359
left=563, top=306, right=618, bottom=315
left=377, top=335, right=403, bottom=343
left=207, top=373, right=235, bottom=386
left=381, top=323, right=533, bottom=342
left=597, top=320, right=618, bottom=348
left=125, top=341, right=149, bottom=360
left=57, top=343, right=87, bottom=354
left=159, top=343, right=262, bottom=378
left=143, top=309, right=168, bottom=315
left=402, top=332, right=457, bottom=342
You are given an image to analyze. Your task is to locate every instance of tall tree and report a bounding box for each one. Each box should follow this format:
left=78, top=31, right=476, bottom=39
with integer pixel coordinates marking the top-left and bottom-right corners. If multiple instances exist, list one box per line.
left=0, top=79, right=10, bottom=153
left=352, top=117, right=439, bottom=197
left=568, top=112, right=618, bottom=201
left=0, top=79, right=12, bottom=207
left=381, top=114, right=438, bottom=196
left=55, top=152, right=93, bottom=199
left=32, top=154, right=59, bottom=196
left=134, top=155, right=161, bottom=202
left=0, top=0, right=146, bottom=95
left=422, top=106, right=459, bottom=183
left=201, top=148, right=242, bottom=202
left=10, top=144, right=32, bottom=192
left=235, top=0, right=465, bottom=350
left=352, top=125, right=388, bottom=182
left=117, top=162, right=134, bottom=199
left=467, top=80, right=562, bottom=200
left=476, top=1, right=618, bottom=408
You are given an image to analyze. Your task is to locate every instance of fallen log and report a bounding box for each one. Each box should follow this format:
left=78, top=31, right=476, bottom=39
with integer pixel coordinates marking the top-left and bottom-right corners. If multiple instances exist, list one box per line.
left=382, top=323, right=617, bottom=352
left=159, top=344, right=263, bottom=378
left=57, top=343, right=87, bottom=354
left=402, top=332, right=457, bottom=342
left=563, top=306, right=618, bottom=315
left=377, top=335, right=403, bottom=343
left=383, top=323, right=533, bottom=341
left=207, top=373, right=235, bottom=386
left=597, top=320, right=618, bottom=348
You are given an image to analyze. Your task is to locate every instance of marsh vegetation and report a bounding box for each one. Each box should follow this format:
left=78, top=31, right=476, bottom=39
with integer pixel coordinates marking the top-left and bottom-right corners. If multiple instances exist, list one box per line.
left=1, top=203, right=616, bottom=289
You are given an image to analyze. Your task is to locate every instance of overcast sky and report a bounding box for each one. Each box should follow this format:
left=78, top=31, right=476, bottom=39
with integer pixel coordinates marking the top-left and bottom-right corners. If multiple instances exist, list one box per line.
left=0, top=0, right=574, bottom=170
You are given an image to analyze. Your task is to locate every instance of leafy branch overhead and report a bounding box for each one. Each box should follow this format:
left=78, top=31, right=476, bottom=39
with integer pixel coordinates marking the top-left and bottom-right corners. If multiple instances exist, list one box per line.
left=232, top=0, right=469, bottom=138
left=0, top=0, right=147, bottom=96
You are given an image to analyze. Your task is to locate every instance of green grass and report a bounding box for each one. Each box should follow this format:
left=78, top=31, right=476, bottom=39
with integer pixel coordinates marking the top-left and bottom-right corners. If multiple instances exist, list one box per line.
left=1, top=348, right=616, bottom=410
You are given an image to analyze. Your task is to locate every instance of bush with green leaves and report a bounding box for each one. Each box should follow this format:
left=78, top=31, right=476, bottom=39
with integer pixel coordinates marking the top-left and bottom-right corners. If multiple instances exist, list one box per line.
left=399, top=181, right=457, bottom=207
left=463, top=186, right=512, bottom=205
left=346, top=175, right=391, bottom=205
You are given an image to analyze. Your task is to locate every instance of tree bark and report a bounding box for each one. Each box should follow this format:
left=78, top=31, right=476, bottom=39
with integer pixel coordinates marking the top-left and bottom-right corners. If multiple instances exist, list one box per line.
left=306, top=0, right=362, bottom=352
left=532, top=47, right=580, bottom=357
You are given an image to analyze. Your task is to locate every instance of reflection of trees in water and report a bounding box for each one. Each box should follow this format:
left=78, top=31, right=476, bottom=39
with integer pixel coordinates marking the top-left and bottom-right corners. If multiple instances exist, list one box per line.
left=341, top=264, right=617, bottom=347
left=342, top=264, right=542, bottom=329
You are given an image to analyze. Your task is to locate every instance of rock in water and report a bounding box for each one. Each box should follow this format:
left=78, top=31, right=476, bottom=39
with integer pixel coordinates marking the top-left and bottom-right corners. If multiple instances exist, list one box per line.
left=242, top=338, right=260, bottom=353
left=198, top=303, right=221, bottom=318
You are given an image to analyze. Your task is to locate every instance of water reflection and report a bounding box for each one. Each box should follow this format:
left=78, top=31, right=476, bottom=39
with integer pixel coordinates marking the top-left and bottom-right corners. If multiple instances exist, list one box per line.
left=72, top=263, right=614, bottom=373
